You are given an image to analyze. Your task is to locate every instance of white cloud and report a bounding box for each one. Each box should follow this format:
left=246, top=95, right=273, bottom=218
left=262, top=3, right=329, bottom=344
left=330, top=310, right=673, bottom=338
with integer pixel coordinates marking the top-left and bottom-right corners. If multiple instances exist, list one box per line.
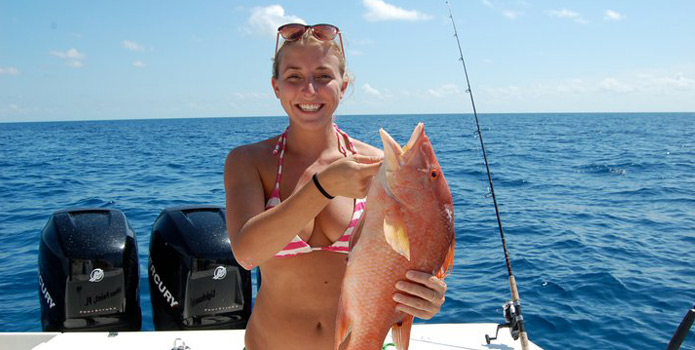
left=50, top=48, right=86, bottom=68
left=50, top=48, right=85, bottom=60
left=428, top=83, right=461, bottom=97
left=231, top=92, right=269, bottom=100
left=132, top=60, right=145, bottom=68
left=503, top=11, right=522, bottom=19
left=547, top=9, right=588, bottom=24
left=67, top=60, right=84, bottom=68
left=247, top=5, right=305, bottom=37
left=483, top=0, right=525, bottom=20
left=0, top=66, right=20, bottom=75
left=646, top=72, right=695, bottom=91
left=122, top=40, right=145, bottom=51
left=599, top=78, right=634, bottom=93
left=604, top=10, right=624, bottom=21
left=0, top=104, right=24, bottom=114
left=362, top=0, right=432, bottom=22
left=351, top=39, right=376, bottom=46
left=484, top=70, right=694, bottom=99
left=362, top=83, right=382, bottom=97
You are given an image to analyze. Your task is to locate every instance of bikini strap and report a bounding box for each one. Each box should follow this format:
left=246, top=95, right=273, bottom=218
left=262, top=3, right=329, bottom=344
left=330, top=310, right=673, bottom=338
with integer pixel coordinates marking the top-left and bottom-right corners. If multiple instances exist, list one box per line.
left=267, top=127, right=289, bottom=206
left=272, top=127, right=289, bottom=155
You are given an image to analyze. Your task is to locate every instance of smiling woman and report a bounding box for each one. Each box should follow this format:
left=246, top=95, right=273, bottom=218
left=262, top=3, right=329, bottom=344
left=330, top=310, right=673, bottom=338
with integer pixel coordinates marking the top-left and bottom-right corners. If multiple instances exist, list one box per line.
left=222, top=23, right=448, bottom=350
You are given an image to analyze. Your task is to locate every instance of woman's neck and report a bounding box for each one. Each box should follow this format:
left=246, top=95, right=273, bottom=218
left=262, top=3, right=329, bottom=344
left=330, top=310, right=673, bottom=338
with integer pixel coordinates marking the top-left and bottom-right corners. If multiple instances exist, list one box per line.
left=285, top=120, right=341, bottom=160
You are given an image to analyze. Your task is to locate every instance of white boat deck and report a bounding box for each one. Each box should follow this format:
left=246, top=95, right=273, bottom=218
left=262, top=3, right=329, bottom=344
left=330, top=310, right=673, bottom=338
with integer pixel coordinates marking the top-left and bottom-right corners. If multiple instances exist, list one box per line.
left=1, top=323, right=542, bottom=350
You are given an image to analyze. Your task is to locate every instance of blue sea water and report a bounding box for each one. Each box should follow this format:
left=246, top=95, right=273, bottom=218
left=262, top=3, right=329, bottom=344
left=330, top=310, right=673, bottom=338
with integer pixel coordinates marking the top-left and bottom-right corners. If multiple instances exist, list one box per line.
left=0, top=113, right=693, bottom=349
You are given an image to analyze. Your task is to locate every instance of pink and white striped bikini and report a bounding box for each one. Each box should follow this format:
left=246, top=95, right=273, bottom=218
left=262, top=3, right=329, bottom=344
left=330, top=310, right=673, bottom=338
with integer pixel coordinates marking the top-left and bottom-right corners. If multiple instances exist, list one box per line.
left=266, top=124, right=366, bottom=258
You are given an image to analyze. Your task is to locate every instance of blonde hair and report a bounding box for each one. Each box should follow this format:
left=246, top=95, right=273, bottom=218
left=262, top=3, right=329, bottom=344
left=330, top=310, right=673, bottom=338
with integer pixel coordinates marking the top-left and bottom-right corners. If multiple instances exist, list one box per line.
left=272, top=30, right=347, bottom=80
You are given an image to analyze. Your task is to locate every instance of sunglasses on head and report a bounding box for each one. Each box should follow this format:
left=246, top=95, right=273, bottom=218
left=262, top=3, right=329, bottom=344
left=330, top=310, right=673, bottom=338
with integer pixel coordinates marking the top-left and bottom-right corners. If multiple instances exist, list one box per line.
left=275, top=23, right=345, bottom=59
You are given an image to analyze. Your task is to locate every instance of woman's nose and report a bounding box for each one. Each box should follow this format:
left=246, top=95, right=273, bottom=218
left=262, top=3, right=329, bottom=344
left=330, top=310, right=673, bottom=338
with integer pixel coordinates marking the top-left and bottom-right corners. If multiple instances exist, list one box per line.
left=301, top=79, right=317, bottom=95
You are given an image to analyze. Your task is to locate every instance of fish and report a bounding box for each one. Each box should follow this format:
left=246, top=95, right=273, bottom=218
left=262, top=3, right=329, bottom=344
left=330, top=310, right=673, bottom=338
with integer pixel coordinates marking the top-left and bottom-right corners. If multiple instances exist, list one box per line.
left=335, top=123, right=456, bottom=350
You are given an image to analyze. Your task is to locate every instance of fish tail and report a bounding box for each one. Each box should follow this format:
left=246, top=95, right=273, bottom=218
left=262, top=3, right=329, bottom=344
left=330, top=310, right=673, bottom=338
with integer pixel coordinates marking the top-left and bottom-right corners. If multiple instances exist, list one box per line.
left=436, top=236, right=456, bottom=279
left=391, top=315, right=413, bottom=350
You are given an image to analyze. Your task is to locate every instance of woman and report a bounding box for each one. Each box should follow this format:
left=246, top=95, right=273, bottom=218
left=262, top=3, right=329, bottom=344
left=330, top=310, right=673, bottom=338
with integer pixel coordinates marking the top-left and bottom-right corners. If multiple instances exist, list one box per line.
left=224, top=23, right=447, bottom=350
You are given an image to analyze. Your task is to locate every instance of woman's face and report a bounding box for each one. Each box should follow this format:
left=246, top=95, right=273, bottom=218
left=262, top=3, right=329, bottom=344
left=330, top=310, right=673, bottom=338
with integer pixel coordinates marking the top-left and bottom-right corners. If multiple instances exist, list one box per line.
left=272, top=43, right=347, bottom=128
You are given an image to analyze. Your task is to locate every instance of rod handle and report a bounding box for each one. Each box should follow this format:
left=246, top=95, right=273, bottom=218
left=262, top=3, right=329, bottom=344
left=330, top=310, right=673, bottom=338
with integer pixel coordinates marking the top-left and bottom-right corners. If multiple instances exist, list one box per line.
left=509, top=275, right=529, bottom=349
left=519, top=331, right=530, bottom=349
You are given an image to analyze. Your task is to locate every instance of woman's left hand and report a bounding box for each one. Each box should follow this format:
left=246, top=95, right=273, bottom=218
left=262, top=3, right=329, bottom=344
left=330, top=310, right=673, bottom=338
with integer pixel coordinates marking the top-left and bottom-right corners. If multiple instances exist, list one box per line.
left=392, top=270, right=447, bottom=320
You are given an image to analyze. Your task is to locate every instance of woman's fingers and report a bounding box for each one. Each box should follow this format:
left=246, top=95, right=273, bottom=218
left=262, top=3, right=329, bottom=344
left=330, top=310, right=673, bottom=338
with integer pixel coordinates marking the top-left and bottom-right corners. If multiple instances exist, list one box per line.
left=405, top=270, right=447, bottom=297
left=392, top=270, right=447, bottom=320
left=318, top=155, right=382, bottom=198
left=393, top=295, right=435, bottom=319
left=351, top=154, right=384, bottom=165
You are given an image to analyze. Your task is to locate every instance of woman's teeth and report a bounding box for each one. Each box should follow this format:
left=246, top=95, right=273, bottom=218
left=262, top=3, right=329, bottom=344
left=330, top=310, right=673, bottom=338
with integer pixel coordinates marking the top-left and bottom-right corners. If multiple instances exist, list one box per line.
left=298, top=104, right=321, bottom=112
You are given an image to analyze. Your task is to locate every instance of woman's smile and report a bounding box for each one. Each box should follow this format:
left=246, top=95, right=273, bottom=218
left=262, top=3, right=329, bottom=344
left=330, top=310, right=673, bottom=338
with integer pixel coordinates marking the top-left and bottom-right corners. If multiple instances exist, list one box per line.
left=296, top=103, right=323, bottom=112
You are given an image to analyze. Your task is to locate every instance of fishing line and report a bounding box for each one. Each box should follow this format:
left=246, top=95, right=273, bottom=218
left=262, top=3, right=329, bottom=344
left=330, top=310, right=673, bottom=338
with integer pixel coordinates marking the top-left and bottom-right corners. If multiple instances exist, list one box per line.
left=445, top=2, right=530, bottom=349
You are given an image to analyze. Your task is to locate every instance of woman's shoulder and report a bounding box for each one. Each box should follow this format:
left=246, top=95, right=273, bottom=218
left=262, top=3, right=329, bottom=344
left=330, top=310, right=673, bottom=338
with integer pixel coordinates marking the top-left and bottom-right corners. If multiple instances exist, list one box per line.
left=225, top=136, right=279, bottom=168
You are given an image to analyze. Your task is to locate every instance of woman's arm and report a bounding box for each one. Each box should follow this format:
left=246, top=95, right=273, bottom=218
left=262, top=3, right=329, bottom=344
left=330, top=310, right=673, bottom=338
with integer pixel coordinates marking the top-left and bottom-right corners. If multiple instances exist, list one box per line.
left=224, top=148, right=382, bottom=270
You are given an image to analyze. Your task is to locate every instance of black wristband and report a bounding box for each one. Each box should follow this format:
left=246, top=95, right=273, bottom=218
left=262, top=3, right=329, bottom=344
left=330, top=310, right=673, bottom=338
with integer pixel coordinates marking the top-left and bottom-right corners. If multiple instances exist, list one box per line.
left=312, top=173, right=335, bottom=200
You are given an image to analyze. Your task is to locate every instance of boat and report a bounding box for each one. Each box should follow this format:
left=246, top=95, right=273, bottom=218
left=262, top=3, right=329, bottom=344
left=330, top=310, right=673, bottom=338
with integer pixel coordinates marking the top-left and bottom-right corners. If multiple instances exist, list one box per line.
left=2, top=323, right=542, bottom=350
left=10, top=206, right=544, bottom=350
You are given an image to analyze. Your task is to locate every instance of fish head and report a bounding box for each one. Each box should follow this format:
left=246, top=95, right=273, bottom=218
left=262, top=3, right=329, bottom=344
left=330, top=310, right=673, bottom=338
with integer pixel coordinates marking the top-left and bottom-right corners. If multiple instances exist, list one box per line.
left=378, top=123, right=453, bottom=212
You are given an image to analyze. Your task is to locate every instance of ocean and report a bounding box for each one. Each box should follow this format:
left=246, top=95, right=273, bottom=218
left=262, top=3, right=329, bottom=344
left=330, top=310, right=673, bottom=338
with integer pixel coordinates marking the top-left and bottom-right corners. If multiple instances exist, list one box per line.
left=0, top=113, right=693, bottom=349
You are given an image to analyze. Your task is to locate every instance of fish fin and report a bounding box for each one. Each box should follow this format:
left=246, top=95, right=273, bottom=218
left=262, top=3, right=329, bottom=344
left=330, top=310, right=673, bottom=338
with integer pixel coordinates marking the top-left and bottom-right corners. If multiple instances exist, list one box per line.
left=383, top=210, right=410, bottom=261
left=436, top=236, right=456, bottom=279
left=335, top=303, right=352, bottom=350
left=391, top=315, right=414, bottom=350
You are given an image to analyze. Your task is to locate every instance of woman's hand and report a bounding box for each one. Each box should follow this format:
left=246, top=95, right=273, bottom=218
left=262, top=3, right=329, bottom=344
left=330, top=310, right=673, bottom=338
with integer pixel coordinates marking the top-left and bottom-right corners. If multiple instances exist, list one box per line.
left=316, top=154, right=382, bottom=199
left=393, top=270, right=447, bottom=320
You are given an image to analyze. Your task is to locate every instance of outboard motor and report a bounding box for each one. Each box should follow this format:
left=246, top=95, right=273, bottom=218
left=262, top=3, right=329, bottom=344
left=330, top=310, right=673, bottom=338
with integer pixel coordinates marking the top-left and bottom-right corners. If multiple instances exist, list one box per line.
left=38, top=208, right=141, bottom=331
left=148, top=205, right=251, bottom=330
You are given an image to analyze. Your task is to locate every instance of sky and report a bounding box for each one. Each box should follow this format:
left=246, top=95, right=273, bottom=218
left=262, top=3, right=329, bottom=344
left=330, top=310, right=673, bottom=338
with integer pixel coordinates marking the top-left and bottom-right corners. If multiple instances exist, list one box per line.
left=1, top=0, right=694, bottom=122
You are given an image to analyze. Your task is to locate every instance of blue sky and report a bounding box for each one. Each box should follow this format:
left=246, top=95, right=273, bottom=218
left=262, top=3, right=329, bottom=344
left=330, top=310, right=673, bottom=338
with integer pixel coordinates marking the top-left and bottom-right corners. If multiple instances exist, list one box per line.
left=1, top=0, right=694, bottom=122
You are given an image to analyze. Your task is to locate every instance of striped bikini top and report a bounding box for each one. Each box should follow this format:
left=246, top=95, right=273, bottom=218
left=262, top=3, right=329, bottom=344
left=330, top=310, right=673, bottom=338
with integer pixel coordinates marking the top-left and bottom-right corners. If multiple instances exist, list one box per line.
left=266, top=124, right=366, bottom=258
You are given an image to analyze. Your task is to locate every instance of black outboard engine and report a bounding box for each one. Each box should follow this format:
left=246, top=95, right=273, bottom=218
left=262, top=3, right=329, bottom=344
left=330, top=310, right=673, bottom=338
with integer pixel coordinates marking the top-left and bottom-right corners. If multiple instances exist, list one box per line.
left=38, top=208, right=141, bottom=331
left=148, top=205, right=252, bottom=330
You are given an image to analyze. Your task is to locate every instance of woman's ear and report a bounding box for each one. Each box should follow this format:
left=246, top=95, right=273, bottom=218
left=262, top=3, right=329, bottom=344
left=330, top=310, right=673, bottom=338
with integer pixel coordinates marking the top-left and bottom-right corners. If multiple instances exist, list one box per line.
left=339, top=76, right=349, bottom=99
left=271, top=77, right=280, bottom=98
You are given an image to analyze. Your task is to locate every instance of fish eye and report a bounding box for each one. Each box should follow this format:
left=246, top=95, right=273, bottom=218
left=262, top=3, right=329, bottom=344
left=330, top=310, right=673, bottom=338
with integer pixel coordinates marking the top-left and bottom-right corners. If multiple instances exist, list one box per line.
left=430, top=169, right=440, bottom=180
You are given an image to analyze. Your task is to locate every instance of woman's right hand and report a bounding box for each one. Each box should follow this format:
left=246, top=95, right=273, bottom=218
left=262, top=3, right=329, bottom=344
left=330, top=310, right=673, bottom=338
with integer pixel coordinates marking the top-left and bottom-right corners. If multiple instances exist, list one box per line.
left=316, top=155, right=383, bottom=199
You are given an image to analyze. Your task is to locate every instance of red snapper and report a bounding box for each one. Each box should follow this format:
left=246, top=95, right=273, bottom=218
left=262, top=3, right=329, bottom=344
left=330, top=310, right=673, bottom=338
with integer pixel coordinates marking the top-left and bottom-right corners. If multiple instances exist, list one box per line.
left=335, top=123, right=456, bottom=350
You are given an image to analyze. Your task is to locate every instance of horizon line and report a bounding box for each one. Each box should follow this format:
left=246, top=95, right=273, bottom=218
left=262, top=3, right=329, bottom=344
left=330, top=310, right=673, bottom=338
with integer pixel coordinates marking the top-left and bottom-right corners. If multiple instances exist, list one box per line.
left=2, top=111, right=695, bottom=124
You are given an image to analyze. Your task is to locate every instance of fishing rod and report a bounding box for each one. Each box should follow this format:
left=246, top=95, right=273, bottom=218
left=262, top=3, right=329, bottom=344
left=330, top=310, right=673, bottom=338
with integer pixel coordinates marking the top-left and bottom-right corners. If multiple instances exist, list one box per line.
left=444, top=2, right=530, bottom=349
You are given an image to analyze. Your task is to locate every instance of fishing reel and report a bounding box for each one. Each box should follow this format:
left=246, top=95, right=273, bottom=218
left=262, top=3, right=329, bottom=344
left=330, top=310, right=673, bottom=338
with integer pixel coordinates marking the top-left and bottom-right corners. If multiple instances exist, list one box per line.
left=485, top=300, right=524, bottom=344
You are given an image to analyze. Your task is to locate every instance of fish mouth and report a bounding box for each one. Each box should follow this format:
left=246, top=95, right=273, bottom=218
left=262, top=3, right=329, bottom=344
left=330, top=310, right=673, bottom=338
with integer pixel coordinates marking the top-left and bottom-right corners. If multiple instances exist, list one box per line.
left=378, top=123, right=426, bottom=203
left=379, top=128, right=403, bottom=203
left=402, top=123, right=425, bottom=159
left=379, top=123, right=425, bottom=170
left=379, top=128, right=402, bottom=174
